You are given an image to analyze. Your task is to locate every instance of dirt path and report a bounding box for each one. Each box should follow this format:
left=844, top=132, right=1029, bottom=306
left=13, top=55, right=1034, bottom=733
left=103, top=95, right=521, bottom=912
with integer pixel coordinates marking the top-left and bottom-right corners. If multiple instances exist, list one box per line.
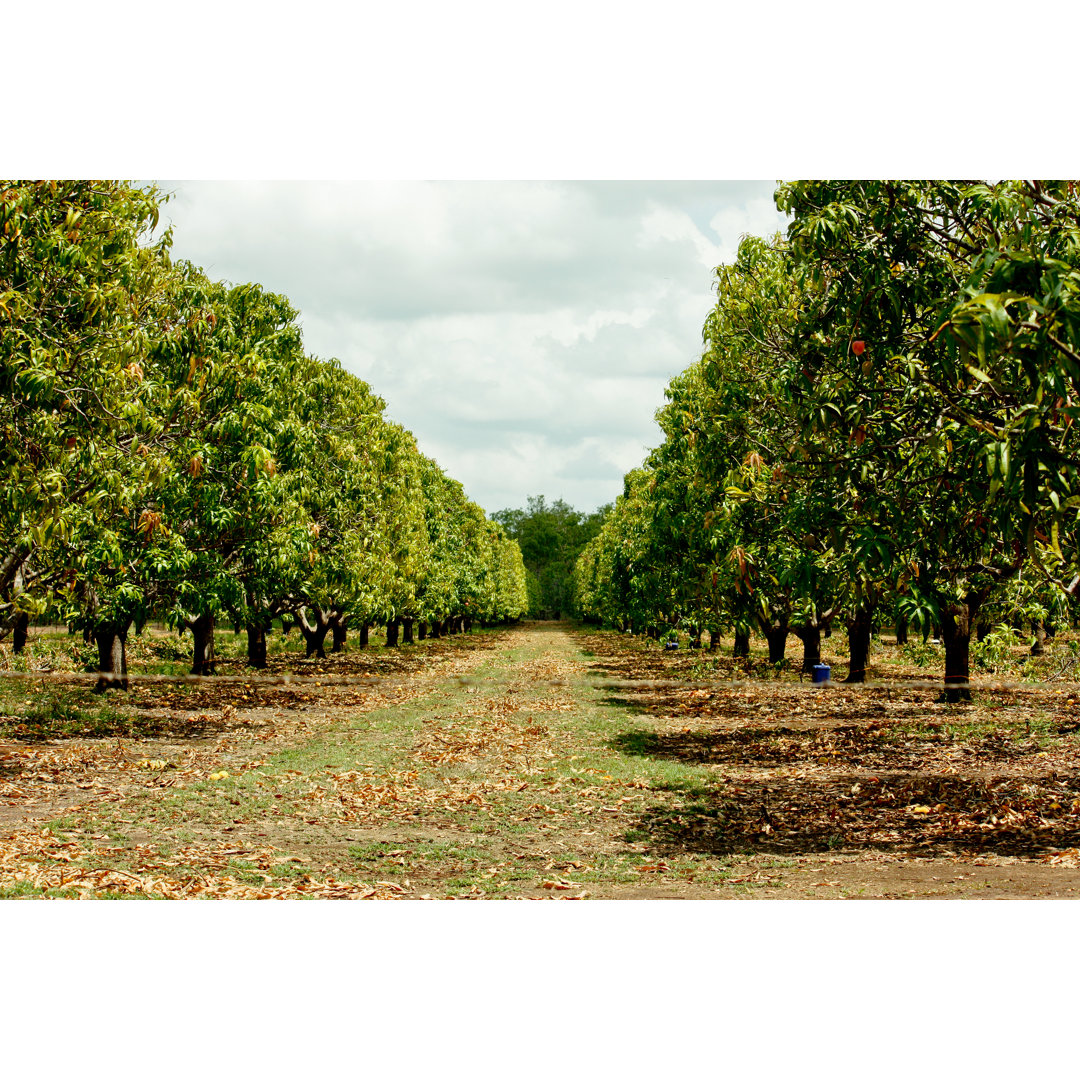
left=4, top=622, right=1080, bottom=897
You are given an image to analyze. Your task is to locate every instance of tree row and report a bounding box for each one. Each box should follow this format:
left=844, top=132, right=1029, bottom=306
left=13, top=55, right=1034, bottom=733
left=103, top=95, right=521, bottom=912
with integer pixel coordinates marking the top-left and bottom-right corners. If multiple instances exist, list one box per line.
left=575, top=181, right=1080, bottom=700
left=1, top=181, right=529, bottom=686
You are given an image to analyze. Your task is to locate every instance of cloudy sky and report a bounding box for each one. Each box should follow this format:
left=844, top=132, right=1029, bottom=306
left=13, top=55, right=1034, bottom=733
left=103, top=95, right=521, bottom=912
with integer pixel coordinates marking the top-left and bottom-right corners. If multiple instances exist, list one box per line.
left=157, top=181, right=789, bottom=516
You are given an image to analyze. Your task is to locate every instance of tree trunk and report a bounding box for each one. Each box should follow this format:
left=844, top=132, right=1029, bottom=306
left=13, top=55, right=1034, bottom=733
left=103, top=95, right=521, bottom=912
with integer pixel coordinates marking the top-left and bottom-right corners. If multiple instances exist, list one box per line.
left=246, top=624, right=267, bottom=669
left=12, top=611, right=29, bottom=654
left=733, top=630, right=750, bottom=658
left=844, top=607, right=874, bottom=684
left=94, top=622, right=130, bottom=692
left=386, top=620, right=400, bottom=647
left=359, top=621, right=369, bottom=648
left=190, top=613, right=216, bottom=675
left=463, top=617, right=472, bottom=633
left=402, top=617, right=414, bottom=644
left=429, top=619, right=442, bottom=639
left=707, top=628, right=719, bottom=652
left=688, top=625, right=702, bottom=649
left=298, top=609, right=331, bottom=658
left=417, top=621, right=427, bottom=641
left=941, top=597, right=982, bottom=703
left=760, top=615, right=789, bottom=664
left=1031, top=620, right=1046, bottom=656
left=793, top=624, right=822, bottom=675
left=895, top=619, right=908, bottom=646
left=331, top=615, right=348, bottom=653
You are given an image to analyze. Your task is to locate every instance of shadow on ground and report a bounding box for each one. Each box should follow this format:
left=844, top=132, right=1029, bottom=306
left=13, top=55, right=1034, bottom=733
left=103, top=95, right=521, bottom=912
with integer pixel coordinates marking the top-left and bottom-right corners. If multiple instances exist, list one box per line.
left=608, top=723, right=1080, bottom=860
left=578, top=628, right=1080, bottom=862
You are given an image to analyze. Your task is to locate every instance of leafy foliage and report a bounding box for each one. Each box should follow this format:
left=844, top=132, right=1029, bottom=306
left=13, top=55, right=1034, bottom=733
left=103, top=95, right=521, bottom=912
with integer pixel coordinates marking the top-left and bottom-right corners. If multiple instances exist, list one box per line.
left=0, top=181, right=528, bottom=676
left=576, top=181, right=1080, bottom=698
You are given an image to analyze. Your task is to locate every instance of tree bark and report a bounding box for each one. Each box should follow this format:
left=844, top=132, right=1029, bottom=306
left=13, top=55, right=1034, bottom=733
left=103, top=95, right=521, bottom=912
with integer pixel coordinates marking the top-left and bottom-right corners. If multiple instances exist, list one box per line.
left=94, top=622, right=130, bottom=692
left=386, top=620, right=400, bottom=647
left=190, top=613, right=216, bottom=675
left=359, top=621, right=369, bottom=648
left=688, top=625, right=702, bottom=649
left=403, top=617, right=414, bottom=645
left=12, top=611, right=29, bottom=654
left=941, top=597, right=983, bottom=703
left=793, top=609, right=836, bottom=675
left=733, top=630, right=750, bottom=658
left=793, top=624, right=822, bottom=675
left=759, top=614, right=789, bottom=664
left=417, top=621, right=427, bottom=641
left=246, top=624, right=267, bottom=669
left=894, top=619, right=908, bottom=645
left=844, top=607, right=874, bottom=684
left=298, top=609, right=331, bottom=658
left=331, top=614, right=348, bottom=653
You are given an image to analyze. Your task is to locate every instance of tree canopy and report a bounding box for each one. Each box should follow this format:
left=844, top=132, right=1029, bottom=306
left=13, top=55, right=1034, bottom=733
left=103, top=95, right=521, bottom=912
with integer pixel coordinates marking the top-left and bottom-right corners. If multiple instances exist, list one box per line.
left=576, top=181, right=1080, bottom=700
left=1, top=181, right=528, bottom=682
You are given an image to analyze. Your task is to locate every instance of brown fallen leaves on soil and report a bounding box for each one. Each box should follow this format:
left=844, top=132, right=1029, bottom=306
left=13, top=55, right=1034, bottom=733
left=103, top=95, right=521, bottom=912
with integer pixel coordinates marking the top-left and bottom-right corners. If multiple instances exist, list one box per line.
left=328, top=678, right=567, bottom=824
left=577, top=629, right=1080, bottom=864
left=0, top=827, right=412, bottom=898
left=0, top=631, right=512, bottom=898
left=9, top=623, right=1080, bottom=898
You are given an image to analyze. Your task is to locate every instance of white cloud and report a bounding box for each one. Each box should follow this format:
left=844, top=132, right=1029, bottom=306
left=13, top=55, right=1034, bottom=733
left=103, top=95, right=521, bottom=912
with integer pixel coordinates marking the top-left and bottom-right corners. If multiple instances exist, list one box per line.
left=709, top=196, right=790, bottom=263
left=158, top=180, right=790, bottom=514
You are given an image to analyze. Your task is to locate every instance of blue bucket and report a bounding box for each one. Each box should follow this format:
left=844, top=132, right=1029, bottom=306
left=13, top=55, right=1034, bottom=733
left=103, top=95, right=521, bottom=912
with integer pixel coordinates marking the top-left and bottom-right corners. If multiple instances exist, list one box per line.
left=811, top=663, right=831, bottom=685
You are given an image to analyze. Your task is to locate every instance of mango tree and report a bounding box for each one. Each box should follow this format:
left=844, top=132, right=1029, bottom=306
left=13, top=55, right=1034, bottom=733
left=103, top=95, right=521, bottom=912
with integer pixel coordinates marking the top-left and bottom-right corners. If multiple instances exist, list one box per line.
left=0, top=181, right=176, bottom=669
left=776, top=180, right=1069, bottom=698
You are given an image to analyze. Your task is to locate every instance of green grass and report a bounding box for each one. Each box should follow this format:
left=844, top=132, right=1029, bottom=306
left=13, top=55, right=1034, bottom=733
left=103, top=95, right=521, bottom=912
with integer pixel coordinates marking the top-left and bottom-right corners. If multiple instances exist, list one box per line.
left=0, top=880, right=92, bottom=899
left=0, top=683, right=146, bottom=739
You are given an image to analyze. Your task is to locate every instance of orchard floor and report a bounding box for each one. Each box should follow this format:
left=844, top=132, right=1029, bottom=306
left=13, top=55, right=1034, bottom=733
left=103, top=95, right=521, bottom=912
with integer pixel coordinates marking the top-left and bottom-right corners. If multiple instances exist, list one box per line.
left=3, top=621, right=1080, bottom=898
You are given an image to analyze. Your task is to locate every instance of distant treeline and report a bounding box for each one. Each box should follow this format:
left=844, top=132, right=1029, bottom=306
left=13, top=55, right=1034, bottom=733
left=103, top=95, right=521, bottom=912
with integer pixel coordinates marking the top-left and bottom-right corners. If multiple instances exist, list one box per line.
left=491, top=497, right=608, bottom=619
